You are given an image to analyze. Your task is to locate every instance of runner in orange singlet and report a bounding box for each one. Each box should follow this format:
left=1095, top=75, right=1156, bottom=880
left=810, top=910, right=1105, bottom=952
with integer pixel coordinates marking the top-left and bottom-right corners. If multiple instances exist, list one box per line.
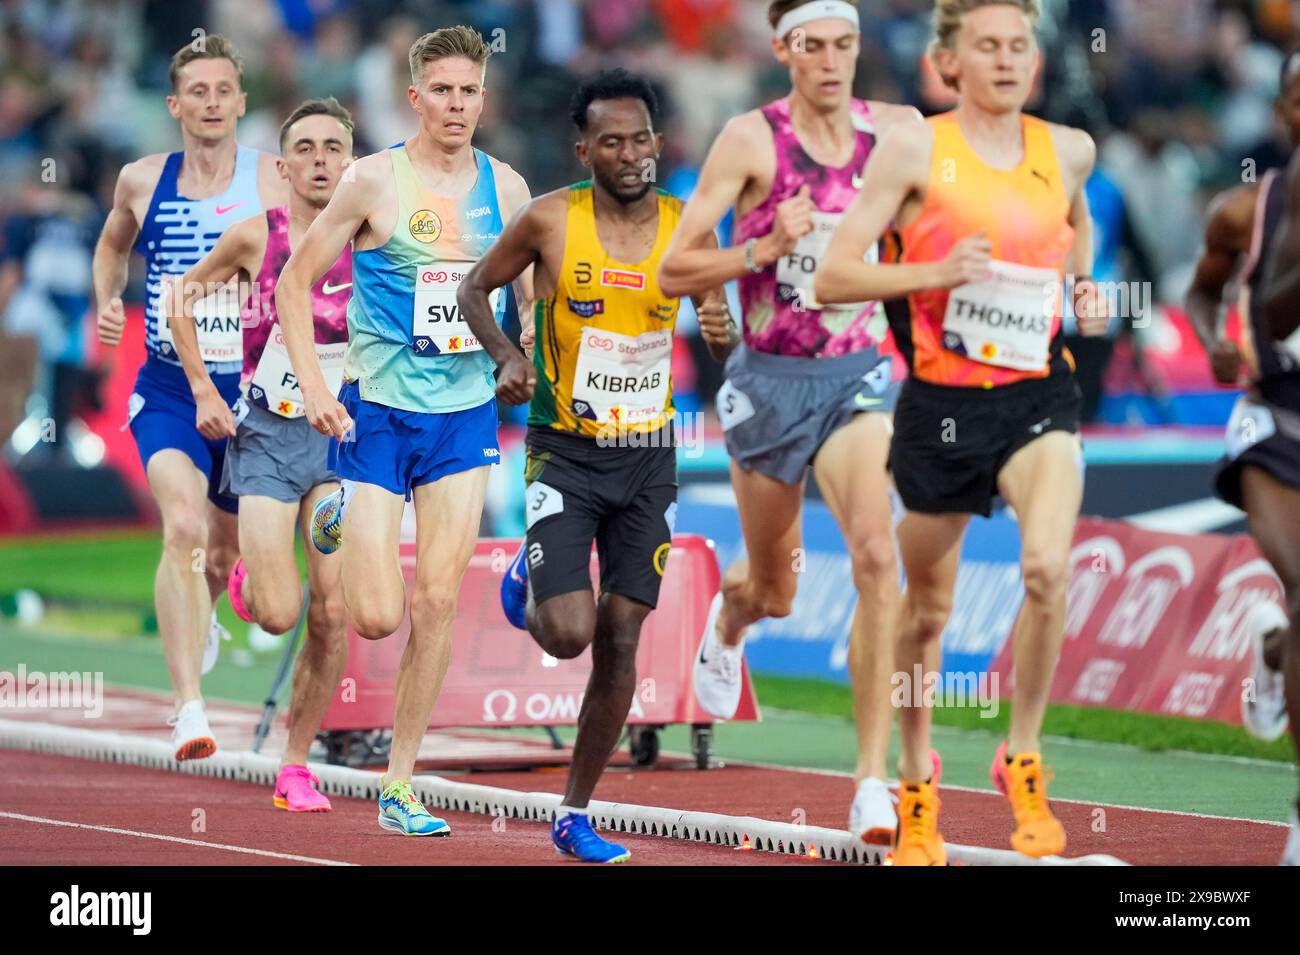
left=815, top=0, right=1108, bottom=865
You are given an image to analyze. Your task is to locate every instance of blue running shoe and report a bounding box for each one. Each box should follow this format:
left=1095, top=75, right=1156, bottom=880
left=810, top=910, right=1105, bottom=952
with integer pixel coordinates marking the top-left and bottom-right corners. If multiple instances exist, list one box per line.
left=500, top=541, right=529, bottom=630
left=377, top=780, right=450, bottom=836
left=310, top=488, right=344, bottom=555
left=551, top=812, right=631, bottom=863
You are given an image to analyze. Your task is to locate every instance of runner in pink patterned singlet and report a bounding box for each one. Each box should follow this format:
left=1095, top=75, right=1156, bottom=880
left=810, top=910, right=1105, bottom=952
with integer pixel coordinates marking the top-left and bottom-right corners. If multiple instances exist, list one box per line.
left=736, top=96, right=885, bottom=358
left=658, top=0, right=933, bottom=849
left=240, top=204, right=351, bottom=387
left=167, top=98, right=357, bottom=814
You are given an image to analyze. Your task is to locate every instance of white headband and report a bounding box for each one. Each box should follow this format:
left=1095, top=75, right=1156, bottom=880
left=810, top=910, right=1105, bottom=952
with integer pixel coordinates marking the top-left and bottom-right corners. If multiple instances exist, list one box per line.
left=773, top=0, right=860, bottom=41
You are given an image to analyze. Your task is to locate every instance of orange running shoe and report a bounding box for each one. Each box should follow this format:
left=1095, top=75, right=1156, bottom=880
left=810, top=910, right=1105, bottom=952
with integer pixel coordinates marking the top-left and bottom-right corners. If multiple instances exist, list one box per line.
left=893, top=781, right=946, bottom=866
left=990, top=742, right=1065, bottom=857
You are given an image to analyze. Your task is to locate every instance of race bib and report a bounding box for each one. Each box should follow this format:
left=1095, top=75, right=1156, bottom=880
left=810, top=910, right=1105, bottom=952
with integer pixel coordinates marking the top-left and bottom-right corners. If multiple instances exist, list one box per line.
left=412, top=266, right=499, bottom=357
left=155, top=281, right=243, bottom=364
left=248, top=324, right=346, bottom=419
left=942, top=260, right=1060, bottom=371
left=715, top=379, right=756, bottom=432
left=775, top=210, right=877, bottom=315
left=571, top=327, right=672, bottom=426
left=1224, top=396, right=1276, bottom=460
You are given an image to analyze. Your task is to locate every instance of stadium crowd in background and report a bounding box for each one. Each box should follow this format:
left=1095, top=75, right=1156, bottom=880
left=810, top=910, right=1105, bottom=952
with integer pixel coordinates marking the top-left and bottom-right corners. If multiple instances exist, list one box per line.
left=5, top=0, right=1300, bottom=453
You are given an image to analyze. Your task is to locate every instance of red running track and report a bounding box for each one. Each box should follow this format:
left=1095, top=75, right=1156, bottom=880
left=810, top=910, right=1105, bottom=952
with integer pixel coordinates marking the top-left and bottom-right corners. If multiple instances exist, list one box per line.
left=0, top=752, right=814, bottom=867
left=0, top=749, right=1287, bottom=866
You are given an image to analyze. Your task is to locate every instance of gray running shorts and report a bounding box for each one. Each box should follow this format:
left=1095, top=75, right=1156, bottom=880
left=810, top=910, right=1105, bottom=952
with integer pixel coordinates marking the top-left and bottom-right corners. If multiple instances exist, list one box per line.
left=716, top=344, right=899, bottom=485
left=221, top=401, right=337, bottom=503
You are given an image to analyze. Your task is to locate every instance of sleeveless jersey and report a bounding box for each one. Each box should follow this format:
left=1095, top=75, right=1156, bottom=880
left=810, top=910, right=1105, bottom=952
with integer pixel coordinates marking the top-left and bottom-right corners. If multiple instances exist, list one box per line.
left=735, top=97, right=885, bottom=358
left=345, top=144, right=505, bottom=413
left=530, top=182, right=683, bottom=439
left=136, top=145, right=262, bottom=375
left=895, top=113, right=1076, bottom=389
left=1238, top=167, right=1300, bottom=412
left=239, top=206, right=352, bottom=418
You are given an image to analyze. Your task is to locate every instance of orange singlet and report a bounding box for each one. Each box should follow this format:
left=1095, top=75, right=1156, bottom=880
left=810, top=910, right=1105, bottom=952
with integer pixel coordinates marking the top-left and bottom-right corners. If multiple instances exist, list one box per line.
left=897, top=112, right=1076, bottom=389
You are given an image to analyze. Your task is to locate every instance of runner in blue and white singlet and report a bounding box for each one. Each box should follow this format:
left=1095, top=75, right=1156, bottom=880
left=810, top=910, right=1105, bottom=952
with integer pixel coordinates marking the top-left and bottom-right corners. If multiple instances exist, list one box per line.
left=92, top=37, right=288, bottom=761
left=130, top=144, right=262, bottom=514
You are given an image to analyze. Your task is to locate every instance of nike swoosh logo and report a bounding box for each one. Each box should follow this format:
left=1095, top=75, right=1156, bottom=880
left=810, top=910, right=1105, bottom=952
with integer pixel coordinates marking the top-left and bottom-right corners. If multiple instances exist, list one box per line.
left=215, top=202, right=245, bottom=215
left=322, top=281, right=352, bottom=295
left=855, top=393, right=883, bottom=409
left=1029, top=418, right=1051, bottom=434
left=851, top=174, right=865, bottom=190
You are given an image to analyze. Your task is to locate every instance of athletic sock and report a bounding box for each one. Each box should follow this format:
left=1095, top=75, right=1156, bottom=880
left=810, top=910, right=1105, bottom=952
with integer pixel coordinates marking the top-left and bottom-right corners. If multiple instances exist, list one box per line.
left=556, top=805, right=587, bottom=820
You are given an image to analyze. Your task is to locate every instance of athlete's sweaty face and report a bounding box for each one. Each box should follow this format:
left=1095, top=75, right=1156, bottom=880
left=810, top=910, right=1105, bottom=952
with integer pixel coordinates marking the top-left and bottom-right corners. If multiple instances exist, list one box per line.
left=168, top=58, right=246, bottom=143
left=577, top=98, right=662, bottom=205
left=772, top=19, right=859, bottom=113
left=278, top=114, right=352, bottom=209
left=408, top=56, right=485, bottom=149
left=945, top=5, right=1038, bottom=113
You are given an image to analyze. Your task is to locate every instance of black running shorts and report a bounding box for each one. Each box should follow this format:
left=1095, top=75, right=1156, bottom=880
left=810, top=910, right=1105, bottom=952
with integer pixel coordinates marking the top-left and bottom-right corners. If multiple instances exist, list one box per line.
left=523, top=426, right=678, bottom=609
left=889, top=373, right=1083, bottom=517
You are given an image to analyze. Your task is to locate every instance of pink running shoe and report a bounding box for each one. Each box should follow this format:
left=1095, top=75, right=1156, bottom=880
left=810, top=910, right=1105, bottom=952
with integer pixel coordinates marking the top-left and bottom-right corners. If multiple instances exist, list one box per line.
left=273, top=765, right=332, bottom=812
left=228, top=557, right=253, bottom=624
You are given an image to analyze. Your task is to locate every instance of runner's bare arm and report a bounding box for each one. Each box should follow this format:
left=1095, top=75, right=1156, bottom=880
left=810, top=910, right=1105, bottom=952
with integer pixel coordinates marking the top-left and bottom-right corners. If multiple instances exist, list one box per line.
left=816, top=126, right=976, bottom=304
left=169, top=216, right=265, bottom=439
left=460, top=194, right=559, bottom=407
left=1056, top=128, right=1108, bottom=337
left=494, top=159, right=536, bottom=324
left=685, top=231, right=738, bottom=362
left=277, top=154, right=381, bottom=438
left=93, top=159, right=155, bottom=347
left=1186, top=186, right=1254, bottom=383
left=1260, top=150, right=1300, bottom=341
left=658, top=115, right=775, bottom=298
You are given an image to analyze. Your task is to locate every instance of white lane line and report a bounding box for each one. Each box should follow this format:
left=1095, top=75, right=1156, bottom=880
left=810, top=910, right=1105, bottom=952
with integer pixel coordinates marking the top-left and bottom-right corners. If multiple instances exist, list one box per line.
left=0, top=811, right=357, bottom=865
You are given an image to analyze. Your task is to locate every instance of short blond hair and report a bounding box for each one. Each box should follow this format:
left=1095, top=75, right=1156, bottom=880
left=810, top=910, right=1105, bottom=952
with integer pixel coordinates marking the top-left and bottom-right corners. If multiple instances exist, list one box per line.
left=169, top=34, right=244, bottom=91
left=408, top=26, right=490, bottom=84
left=928, top=0, right=1040, bottom=90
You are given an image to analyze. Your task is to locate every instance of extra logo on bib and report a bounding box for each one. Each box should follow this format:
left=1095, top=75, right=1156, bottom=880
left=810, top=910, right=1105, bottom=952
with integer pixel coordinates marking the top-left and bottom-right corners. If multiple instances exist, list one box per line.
left=155, top=281, right=242, bottom=364
left=776, top=210, right=878, bottom=318
left=412, top=267, right=499, bottom=357
left=942, top=260, right=1061, bottom=372
left=249, top=324, right=346, bottom=419
left=571, top=327, right=671, bottom=426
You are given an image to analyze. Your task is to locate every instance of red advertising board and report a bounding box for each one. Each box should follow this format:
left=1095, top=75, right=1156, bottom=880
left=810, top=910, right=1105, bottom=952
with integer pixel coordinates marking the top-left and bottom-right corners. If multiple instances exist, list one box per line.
left=991, top=518, right=1284, bottom=724
left=320, top=534, right=759, bottom=731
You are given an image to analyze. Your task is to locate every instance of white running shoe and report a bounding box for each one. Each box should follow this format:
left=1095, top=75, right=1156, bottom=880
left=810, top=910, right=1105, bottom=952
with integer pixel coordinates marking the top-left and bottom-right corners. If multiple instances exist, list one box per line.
left=849, top=777, right=897, bottom=845
left=692, top=593, right=745, bottom=719
left=1284, top=808, right=1299, bottom=866
left=1242, top=600, right=1290, bottom=742
left=201, top=612, right=231, bottom=676
left=168, top=699, right=217, bottom=761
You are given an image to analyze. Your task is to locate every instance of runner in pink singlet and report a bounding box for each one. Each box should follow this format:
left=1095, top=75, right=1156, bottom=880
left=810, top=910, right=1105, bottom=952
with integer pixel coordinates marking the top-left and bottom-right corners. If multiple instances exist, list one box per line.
left=735, top=97, right=886, bottom=359
left=167, top=98, right=357, bottom=814
left=240, top=204, right=351, bottom=390
left=659, top=0, right=935, bottom=847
